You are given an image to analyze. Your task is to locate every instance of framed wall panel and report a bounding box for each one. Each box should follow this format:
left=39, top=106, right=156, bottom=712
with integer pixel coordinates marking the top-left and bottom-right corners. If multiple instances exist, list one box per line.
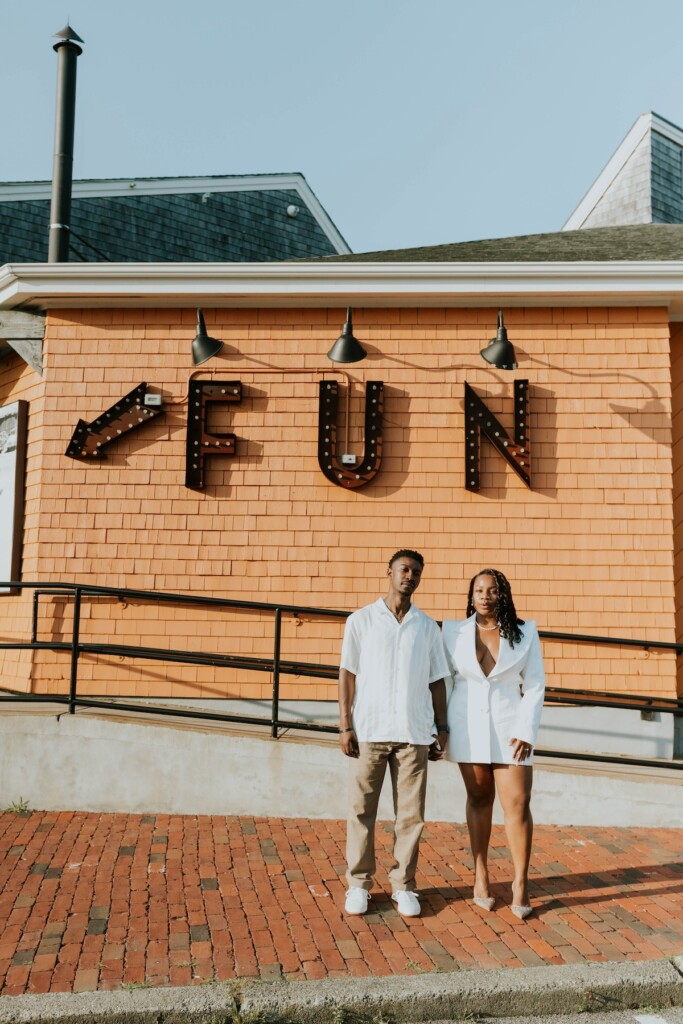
left=0, top=400, right=28, bottom=595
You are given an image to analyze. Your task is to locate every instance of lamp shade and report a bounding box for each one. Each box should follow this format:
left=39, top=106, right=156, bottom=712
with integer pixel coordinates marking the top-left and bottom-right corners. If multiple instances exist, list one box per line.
left=191, top=309, right=224, bottom=365
left=327, top=307, right=367, bottom=363
left=480, top=311, right=517, bottom=370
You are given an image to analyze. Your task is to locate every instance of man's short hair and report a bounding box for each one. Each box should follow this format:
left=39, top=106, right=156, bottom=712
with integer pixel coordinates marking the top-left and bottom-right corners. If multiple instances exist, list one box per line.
left=389, top=549, right=424, bottom=568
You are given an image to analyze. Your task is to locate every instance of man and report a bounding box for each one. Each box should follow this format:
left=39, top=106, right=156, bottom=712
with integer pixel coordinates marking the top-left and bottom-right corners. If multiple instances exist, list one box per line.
left=338, top=549, right=449, bottom=918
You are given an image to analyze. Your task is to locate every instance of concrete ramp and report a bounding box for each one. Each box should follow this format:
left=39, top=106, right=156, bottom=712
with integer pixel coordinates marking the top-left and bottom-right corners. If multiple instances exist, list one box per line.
left=0, top=703, right=680, bottom=827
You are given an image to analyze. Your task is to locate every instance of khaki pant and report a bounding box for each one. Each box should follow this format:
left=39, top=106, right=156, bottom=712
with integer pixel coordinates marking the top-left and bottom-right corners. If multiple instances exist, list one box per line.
left=346, top=742, right=429, bottom=892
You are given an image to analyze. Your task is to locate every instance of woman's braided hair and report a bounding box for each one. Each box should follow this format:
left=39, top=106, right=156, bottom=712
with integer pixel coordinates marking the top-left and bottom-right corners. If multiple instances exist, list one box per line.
left=466, top=568, right=524, bottom=647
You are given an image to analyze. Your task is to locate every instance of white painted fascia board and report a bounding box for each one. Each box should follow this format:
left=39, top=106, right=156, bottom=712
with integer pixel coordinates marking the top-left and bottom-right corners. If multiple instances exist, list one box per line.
left=0, top=174, right=310, bottom=201
left=563, top=113, right=653, bottom=231
left=0, top=174, right=351, bottom=256
left=2, top=260, right=683, bottom=315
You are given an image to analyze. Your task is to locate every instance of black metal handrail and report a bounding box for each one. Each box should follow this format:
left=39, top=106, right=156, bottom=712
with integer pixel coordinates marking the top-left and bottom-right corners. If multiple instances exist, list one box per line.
left=537, top=628, right=683, bottom=653
left=1, top=580, right=682, bottom=771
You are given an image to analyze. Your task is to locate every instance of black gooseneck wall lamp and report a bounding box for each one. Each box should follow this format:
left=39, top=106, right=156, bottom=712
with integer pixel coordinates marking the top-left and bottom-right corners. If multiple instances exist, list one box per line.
left=480, top=311, right=518, bottom=370
left=327, top=307, right=367, bottom=363
left=191, top=309, right=224, bottom=365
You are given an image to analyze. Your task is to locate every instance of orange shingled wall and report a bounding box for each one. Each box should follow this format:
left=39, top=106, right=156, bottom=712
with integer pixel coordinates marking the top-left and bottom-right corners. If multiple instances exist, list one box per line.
left=671, top=321, right=683, bottom=697
left=0, top=305, right=677, bottom=700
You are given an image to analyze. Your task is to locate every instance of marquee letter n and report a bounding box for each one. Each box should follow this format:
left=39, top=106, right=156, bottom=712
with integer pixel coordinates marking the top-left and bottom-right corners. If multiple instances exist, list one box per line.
left=464, top=380, right=531, bottom=492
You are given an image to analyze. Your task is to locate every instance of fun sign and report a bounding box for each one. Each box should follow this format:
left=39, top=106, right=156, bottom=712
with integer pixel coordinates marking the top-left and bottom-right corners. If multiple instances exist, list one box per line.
left=65, top=379, right=532, bottom=492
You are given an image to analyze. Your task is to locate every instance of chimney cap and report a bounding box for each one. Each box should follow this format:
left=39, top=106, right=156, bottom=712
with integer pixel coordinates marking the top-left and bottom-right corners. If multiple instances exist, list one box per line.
left=53, top=24, right=85, bottom=45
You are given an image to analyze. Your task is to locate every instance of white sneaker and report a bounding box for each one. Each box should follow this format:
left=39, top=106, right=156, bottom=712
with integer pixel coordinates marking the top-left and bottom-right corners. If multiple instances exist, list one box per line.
left=345, top=888, right=370, bottom=915
left=392, top=890, right=421, bottom=917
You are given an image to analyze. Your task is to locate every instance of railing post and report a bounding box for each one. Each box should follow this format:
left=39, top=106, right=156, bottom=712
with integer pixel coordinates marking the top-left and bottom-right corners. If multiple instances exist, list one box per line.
left=68, top=586, right=82, bottom=714
left=31, top=590, right=40, bottom=643
left=271, top=608, right=282, bottom=738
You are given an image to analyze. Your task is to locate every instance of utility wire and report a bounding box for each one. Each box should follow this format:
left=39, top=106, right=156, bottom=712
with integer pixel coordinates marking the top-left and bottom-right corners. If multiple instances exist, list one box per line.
left=68, top=229, right=113, bottom=262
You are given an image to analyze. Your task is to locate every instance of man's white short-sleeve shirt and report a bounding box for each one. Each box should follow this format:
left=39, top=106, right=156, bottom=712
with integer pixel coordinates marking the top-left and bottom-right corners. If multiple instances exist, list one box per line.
left=340, top=598, right=448, bottom=744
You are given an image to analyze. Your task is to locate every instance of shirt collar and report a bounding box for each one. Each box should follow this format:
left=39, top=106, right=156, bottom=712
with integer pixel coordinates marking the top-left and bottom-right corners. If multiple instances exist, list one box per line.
left=377, top=596, right=415, bottom=622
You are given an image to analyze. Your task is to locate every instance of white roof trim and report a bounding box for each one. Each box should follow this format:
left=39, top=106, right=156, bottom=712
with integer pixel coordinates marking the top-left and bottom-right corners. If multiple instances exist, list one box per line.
left=562, top=111, right=683, bottom=232
left=286, top=178, right=350, bottom=254
left=0, top=173, right=312, bottom=201
left=2, top=260, right=683, bottom=317
left=0, top=174, right=351, bottom=256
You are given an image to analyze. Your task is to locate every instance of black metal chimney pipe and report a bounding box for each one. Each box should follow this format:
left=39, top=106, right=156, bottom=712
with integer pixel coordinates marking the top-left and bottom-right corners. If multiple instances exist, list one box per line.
left=48, top=25, right=84, bottom=263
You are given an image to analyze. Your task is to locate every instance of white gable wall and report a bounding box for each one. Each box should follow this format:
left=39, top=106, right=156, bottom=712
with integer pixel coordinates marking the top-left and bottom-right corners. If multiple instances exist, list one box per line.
left=576, top=131, right=652, bottom=228
left=564, top=112, right=683, bottom=230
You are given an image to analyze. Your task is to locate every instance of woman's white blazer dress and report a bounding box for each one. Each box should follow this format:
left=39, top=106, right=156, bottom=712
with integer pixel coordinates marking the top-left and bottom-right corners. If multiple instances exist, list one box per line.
left=442, top=614, right=546, bottom=765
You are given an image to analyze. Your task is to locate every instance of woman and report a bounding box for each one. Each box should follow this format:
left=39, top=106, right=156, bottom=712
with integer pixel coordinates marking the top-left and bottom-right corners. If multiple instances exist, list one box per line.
left=442, top=569, right=545, bottom=920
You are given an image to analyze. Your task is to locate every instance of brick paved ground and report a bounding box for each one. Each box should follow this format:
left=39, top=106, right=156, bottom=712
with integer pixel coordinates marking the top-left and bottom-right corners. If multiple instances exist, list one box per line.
left=0, top=811, right=681, bottom=996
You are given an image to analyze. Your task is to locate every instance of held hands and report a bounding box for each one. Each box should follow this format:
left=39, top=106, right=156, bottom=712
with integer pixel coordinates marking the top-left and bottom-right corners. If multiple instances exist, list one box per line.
left=339, top=728, right=359, bottom=758
left=509, top=736, right=533, bottom=763
left=340, top=728, right=451, bottom=760
left=429, top=730, right=449, bottom=761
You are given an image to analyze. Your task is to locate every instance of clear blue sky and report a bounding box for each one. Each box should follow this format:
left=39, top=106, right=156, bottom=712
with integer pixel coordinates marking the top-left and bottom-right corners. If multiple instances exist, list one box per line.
left=5, top=0, right=683, bottom=254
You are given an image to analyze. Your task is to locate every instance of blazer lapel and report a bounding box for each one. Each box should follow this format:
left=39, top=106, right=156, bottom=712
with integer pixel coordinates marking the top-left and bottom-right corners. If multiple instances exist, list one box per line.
left=457, top=614, right=486, bottom=680
left=488, top=623, right=531, bottom=679
left=489, top=633, right=511, bottom=678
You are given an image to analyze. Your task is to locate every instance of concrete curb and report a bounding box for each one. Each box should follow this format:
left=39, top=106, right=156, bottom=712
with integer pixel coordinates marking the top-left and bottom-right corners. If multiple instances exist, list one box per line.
left=242, top=957, right=683, bottom=1022
left=0, top=984, right=236, bottom=1023
left=0, top=958, right=681, bottom=1023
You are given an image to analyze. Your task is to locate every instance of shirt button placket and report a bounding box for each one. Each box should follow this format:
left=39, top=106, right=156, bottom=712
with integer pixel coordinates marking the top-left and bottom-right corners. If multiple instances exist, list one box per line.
left=393, top=627, right=401, bottom=722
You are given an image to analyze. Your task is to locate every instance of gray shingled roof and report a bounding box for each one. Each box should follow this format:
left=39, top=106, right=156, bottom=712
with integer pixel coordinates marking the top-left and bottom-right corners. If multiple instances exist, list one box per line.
left=318, top=224, right=683, bottom=262
left=0, top=182, right=342, bottom=263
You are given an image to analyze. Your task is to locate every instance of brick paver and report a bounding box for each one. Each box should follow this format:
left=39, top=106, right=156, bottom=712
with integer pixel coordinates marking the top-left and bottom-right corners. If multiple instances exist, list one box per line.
left=0, top=811, right=681, bottom=995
